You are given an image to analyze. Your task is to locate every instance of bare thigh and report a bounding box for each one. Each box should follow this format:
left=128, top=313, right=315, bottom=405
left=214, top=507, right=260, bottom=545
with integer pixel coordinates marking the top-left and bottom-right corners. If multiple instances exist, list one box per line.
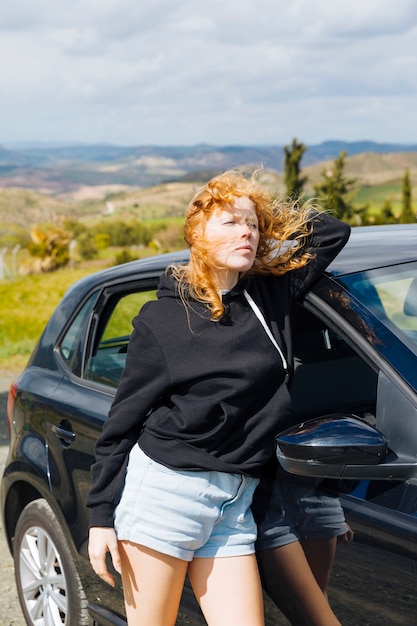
left=188, top=554, right=264, bottom=626
left=118, top=540, right=189, bottom=626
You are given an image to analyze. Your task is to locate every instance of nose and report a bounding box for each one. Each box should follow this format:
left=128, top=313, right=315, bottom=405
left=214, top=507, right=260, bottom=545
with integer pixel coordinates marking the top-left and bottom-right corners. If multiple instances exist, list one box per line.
left=241, top=223, right=252, bottom=238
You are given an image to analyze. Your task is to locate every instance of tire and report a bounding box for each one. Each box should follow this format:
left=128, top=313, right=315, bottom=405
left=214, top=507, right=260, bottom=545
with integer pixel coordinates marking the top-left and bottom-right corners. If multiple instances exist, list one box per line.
left=13, top=498, right=92, bottom=626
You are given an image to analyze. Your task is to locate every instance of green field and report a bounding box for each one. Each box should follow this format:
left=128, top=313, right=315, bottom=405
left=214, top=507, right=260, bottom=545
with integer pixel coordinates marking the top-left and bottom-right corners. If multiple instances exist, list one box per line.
left=0, top=266, right=99, bottom=373
left=354, top=182, right=403, bottom=213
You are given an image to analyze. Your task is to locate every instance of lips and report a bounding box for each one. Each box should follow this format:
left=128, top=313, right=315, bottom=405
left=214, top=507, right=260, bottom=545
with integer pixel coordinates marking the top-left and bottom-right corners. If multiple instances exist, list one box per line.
left=236, top=244, right=253, bottom=252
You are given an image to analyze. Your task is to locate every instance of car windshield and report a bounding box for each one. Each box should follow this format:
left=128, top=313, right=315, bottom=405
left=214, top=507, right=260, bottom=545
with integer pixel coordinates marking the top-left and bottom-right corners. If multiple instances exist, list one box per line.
left=339, top=261, right=417, bottom=355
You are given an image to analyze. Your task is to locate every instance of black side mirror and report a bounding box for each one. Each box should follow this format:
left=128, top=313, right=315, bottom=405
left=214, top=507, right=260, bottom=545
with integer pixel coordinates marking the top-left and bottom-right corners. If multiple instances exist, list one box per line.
left=276, top=414, right=387, bottom=464
left=275, top=414, right=395, bottom=480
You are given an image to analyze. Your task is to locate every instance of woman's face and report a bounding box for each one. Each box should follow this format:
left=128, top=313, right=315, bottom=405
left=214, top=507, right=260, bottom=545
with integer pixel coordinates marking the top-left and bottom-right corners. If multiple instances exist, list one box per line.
left=203, top=196, right=260, bottom=289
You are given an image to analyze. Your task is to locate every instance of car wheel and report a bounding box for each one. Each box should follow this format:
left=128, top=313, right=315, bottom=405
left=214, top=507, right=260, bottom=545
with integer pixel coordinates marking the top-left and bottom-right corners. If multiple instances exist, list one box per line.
left=13, top=498, right=92, bottom=626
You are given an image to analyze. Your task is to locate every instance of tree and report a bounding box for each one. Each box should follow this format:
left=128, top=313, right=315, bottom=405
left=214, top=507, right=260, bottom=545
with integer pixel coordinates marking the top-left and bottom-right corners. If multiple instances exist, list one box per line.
left=94, top=219, right=153, bottom=247
left=314, top=151, right=365, bottom=223
left=77, top=232, right=99, bottom=260
left=113, top=249, right=139, bottom=265
left=26, top=225, right=71, bottom=272
left=379, top=197, right=396, bottom=224
left=62, top=218, right=88, bottom=238
left=284, top=138, right=308, bottom=199
left=400, top=169, right=415, bottom=224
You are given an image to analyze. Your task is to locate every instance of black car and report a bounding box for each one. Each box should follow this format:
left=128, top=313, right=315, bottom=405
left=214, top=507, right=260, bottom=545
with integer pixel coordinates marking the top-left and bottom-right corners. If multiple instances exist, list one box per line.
left=2, top=224, right=417, bottom=625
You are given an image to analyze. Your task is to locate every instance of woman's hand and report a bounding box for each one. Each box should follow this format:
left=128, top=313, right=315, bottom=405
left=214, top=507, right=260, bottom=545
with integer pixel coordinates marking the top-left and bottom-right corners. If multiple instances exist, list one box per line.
left=337, top=524, right=354, bottom=545
left=88, top=527, right=122, bottom=587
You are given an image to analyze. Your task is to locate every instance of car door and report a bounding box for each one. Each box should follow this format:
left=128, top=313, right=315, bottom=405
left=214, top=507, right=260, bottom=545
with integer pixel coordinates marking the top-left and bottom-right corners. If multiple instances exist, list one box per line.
left=43, top=279, right=161, bottom=619
left=329, top=369, right=417, bottom=625
left=288, top=298, right=417, bottom=625
left=330, top=486, right=417, bottom=625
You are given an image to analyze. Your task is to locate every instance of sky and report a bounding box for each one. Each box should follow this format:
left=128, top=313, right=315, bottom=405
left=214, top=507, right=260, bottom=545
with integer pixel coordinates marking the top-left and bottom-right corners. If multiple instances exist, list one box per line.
left=1, top=0, right=417, bottom=147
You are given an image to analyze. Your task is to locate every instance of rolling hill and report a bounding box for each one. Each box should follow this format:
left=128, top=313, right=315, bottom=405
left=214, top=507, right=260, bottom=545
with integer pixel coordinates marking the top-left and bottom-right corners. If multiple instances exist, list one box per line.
left=0, top=140, right=416, bottom=195
left=0, top=144, right=416, bottom=233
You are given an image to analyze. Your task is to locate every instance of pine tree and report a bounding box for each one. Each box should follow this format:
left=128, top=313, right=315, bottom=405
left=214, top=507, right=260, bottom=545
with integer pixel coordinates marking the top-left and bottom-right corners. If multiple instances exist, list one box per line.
left=400, top=169, right=415, bottom=224
left=380, top=197, right=396, bottom=224
left=284, top=138, right=308, bottom=199
left=313, top=151, right=365, bottom=223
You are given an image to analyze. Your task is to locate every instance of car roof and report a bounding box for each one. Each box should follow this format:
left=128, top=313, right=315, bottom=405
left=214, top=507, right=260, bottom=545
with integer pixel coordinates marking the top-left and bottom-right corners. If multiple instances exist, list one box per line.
left=66, top=223, right=417, bottom=298
left=328, top=224, right=417, bottom=276
left=64, top=249, right=189, bottom=296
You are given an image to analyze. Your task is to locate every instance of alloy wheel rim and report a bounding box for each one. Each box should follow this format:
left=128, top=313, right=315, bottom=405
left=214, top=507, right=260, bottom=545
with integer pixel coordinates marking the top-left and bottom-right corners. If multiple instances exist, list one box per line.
left=18, top=526, right=68, bottom=625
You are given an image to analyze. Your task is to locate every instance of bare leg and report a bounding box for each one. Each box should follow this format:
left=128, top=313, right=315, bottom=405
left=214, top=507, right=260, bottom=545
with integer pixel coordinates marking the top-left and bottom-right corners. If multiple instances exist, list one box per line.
left=118, top=540, right=189, bottom=626
left=257, top=541, right=341, bottom=626
left=300, top=536, right=337, bottom=594
left=188, top=554, right=264, bottom=626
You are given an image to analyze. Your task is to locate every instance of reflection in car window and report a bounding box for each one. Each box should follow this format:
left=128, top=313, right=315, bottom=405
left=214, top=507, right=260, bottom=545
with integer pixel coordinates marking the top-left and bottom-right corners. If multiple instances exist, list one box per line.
left=58, top=292, right=99, bottom=376
left=340, top=261, right=417, bottom=354
left=85, top=289, right=157, bottom=388
left=291, top=305, right=378, bottom=424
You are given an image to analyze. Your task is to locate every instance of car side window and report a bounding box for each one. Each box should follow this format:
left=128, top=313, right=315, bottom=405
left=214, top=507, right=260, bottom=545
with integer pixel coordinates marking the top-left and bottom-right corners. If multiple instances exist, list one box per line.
left=84, top=289, right=157, bottom=388
left=58, top=292, right=99, bottom=377
left=290, top=305, right=378, bottom=424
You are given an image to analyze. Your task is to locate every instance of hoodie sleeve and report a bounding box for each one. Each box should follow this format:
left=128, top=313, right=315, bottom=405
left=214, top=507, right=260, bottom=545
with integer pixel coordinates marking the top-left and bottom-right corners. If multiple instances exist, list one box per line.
left=292, top=211, right=351, bottom=300
left=86, top=311, right=171, bottom=527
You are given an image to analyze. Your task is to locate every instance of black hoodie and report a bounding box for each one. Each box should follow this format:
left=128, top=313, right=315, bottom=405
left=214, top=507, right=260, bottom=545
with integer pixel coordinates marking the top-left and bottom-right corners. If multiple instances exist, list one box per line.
left=86, top=211, right=350, bottom=527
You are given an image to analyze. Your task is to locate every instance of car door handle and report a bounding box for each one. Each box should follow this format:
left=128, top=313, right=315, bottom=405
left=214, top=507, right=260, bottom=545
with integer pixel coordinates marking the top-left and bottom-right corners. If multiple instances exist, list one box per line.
left=52, top=422, right=76, bottom=447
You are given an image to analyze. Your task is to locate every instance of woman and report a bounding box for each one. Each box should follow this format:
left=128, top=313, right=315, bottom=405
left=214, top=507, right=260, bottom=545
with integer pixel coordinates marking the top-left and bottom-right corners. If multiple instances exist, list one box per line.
left=86, top=170, right=350, bottom=626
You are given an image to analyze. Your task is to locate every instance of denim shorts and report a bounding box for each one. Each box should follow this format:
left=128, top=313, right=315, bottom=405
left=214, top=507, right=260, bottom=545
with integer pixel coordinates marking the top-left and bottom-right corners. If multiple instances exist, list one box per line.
left=252, top=469, right=348, bottom=551
left=114, top=445, right=260, bottom=561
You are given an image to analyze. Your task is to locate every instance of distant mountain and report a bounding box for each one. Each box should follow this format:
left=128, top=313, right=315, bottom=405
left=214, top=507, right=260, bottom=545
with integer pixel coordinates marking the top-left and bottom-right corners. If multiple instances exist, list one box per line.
left=0, top=140, right=416, bottom=194
left=301, top=141, right=417, bottom=166
left=0, top=144, right=31, bottom=167
left=1, top=143, right=285, bottom=169
left=3, top=139, right=417, bottom=168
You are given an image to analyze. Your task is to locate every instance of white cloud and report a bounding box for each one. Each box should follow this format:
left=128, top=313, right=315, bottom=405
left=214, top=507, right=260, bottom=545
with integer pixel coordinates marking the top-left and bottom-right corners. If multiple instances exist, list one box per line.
left=0, top=0, right=416, bottom=145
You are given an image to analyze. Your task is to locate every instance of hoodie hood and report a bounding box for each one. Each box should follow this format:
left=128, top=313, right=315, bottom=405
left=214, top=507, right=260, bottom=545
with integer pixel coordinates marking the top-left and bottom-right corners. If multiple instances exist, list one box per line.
left=156, top=270, right=252, bottom=301
left=156, top=271, right=181, bottom=299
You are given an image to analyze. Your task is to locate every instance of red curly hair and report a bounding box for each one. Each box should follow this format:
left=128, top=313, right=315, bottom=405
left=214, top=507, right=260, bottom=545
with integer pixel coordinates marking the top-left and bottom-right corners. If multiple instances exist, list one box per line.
left=170, top=170, right=315, bottom=320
